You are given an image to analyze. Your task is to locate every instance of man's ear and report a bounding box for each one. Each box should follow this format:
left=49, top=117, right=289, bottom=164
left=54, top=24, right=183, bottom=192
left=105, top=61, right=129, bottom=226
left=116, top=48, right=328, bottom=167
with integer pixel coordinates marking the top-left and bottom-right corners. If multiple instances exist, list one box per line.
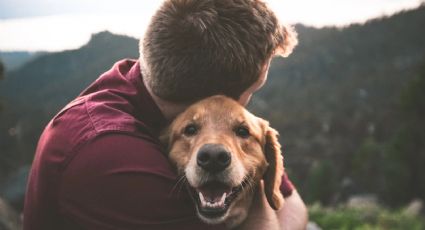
left=263, top=126, right=285, bottom=210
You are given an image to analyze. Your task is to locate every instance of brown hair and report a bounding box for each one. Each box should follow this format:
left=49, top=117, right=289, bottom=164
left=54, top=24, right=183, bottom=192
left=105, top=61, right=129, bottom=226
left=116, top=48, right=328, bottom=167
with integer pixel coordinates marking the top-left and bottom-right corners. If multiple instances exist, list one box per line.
left=140, top=0, right=297, bottom=103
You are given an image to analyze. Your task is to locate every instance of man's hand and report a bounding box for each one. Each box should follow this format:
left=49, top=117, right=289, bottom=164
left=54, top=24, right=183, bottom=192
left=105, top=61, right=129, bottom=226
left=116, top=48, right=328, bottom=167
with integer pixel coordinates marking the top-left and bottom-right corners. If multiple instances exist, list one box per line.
left=277, top=190, right=308, bottom=230
left=237, top=182, right=308, bottom=230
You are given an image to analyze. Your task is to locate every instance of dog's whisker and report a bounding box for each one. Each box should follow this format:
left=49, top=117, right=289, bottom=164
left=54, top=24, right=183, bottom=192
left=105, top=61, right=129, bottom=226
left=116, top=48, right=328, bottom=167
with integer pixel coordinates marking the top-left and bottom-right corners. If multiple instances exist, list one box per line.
left=248, top=179, right=255, bottom=194
left=240, top=179, right=247, bottom=194
left=169, top=175, right=187, bottom=197
left=242, top=175, right=255, bottom=194
left=247, top=180, right=254, bottom=194
left=168, top=178, right=182, bottom=196
left=240, top=175, right=252, bottom=195
left=176, top=176, right=188, bottom=196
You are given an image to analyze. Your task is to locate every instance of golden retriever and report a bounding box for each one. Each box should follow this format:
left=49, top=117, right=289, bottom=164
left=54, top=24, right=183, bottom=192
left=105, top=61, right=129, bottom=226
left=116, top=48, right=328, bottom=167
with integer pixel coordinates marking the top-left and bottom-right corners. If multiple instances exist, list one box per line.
left=162, top=95, right=286, bottom=228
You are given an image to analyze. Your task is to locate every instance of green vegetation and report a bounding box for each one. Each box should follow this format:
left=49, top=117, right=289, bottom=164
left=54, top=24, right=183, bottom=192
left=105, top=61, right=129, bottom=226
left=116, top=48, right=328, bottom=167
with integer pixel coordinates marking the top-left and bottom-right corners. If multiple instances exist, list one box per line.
left=305, top=160, right=337, bottom=204
left=0, top=59, right=4, bottom=79
left=346, top=64, right=425, bottom=206
left=0, top=59, right=3, bottom=112
left=0, top=31, right=138, bottom=186
left=0, top=51, right=43, bottom=71
left=251, top=6, right=425, bottom=206
left=309, top=204, right=425, bottom=230
left=384, top=64, right=425, bottom=204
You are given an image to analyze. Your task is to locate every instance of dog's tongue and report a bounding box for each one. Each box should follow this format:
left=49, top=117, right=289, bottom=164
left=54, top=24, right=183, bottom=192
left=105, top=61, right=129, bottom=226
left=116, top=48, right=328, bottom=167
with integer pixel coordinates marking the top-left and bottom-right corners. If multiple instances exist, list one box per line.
left=197, top=182, right=232, bottom=207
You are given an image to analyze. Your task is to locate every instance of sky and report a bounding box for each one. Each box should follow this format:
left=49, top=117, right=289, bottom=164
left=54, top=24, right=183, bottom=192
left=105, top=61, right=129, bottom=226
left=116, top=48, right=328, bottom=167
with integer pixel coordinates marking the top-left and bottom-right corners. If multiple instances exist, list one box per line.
left=0, top=0, right=423, bottom=51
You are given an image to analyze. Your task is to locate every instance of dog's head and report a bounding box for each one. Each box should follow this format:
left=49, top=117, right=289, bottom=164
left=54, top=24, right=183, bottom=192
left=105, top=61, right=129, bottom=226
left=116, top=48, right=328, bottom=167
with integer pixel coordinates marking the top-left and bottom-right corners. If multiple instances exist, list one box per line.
left=162, top=95, right=284, bottom=226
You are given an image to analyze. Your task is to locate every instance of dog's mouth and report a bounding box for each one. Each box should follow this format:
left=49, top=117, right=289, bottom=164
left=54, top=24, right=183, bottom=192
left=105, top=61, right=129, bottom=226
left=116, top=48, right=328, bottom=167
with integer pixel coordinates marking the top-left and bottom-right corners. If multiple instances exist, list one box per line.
left=188, top=180, right=245, bottom=219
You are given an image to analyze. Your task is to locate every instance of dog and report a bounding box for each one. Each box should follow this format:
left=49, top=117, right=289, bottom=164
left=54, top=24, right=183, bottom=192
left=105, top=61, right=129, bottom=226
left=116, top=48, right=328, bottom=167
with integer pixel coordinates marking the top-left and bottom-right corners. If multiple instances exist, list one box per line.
left=162, top=95, right=286, bottom=228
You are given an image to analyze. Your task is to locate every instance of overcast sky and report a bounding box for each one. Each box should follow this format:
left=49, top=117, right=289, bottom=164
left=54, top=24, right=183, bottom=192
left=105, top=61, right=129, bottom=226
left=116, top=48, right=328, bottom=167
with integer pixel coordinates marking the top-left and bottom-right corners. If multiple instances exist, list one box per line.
left=0, top=0, right=423, bottom=51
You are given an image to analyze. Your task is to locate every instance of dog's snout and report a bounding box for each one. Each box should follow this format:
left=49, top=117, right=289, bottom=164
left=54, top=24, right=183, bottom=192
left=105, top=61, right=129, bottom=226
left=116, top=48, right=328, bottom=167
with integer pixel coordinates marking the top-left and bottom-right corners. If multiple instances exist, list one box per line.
left=197, top=144, right=231, bottom=173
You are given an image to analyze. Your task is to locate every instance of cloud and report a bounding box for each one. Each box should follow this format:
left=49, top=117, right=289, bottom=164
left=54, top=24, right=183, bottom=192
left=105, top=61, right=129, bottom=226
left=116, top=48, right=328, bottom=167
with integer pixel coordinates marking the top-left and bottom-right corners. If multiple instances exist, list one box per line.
left=0, top=14, right=151, bottom=51
left=269, top=0, right=423, bottom=26
left=0, top=0, right=163, bottom=19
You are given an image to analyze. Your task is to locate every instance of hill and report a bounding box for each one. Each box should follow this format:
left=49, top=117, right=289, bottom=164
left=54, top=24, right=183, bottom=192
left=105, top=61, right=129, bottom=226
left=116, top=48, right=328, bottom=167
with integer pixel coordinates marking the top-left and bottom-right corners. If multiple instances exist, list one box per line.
left=251, top=5, right=425, bottom=204
left=0, top=51, right=46, bottom=71
left=0, top=31, right=139, bottom=187
left=1, top=6, right=425, bottom=208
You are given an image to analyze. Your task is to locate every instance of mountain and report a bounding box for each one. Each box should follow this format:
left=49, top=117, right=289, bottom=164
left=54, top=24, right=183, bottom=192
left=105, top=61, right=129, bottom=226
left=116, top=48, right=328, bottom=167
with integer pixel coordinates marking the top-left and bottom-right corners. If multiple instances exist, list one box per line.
left=1, top=6, right=425, bottom=207
left=0, top=31, right=139, bottom=188
left=0, top=59, right=3, bottom=79
left=250, top=5, right=425, bottom=204
left=0, top=51, right=46, bottom=71
left=1, top=31, right=138, bottom=110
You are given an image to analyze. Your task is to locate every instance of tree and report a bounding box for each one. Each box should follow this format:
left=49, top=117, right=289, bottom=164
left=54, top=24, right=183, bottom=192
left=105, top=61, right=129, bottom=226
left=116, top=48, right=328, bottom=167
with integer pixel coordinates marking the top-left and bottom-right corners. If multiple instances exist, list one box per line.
left=305, top=160, right=338, bottom=204
left=383, top=62, right=425, bottom=205
left=0, top=59, right=3, bottom=111
left=0, top=59, right=4, bottom=79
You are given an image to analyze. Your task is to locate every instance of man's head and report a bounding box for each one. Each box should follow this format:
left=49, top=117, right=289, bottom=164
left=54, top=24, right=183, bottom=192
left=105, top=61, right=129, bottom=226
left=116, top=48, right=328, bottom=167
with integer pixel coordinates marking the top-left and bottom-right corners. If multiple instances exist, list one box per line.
left=140, top=0, right=297, bottom=104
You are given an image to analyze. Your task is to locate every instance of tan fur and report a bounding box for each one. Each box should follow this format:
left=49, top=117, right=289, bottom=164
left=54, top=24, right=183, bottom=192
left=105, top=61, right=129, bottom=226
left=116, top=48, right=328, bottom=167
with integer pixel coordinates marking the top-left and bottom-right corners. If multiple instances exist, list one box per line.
left=263, top=126, right=285, bottom=210
left=163, top=95, right=286, bottom=227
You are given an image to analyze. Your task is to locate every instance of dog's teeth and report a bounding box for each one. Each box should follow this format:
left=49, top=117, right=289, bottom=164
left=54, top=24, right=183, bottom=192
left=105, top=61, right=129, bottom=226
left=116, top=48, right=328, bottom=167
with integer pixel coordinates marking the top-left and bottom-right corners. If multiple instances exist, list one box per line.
left=199, top=192, right=207, bottom=207
left=199, top=192, right=228, bottom=209
left=221, top=193, right=226, bottom=202
left=219, top=192, right=226, bottom=206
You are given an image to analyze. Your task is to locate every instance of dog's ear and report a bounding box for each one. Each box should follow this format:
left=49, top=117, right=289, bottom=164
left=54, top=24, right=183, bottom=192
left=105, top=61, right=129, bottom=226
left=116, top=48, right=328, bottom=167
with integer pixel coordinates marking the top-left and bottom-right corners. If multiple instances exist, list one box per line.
left=263, top=125, right=285, bottom=210
left=159, top=126, right=172, bottom=151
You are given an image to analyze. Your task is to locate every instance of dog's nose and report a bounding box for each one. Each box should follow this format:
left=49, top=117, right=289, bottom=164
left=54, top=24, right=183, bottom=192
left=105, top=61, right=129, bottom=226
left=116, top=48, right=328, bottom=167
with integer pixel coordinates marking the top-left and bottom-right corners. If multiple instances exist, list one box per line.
left=197, top=144, right=231, bottom=173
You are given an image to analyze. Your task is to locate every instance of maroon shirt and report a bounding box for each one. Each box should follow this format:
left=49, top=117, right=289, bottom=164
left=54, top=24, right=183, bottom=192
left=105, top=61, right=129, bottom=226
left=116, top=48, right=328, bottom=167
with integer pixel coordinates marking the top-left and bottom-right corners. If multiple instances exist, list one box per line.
left=23, top=59, right=293, bottom=230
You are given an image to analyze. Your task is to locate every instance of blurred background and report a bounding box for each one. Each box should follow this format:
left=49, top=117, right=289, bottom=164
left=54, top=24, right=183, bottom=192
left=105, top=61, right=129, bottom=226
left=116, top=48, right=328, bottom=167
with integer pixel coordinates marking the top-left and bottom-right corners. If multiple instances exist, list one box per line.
left=1, top=0, right=425, bottom=229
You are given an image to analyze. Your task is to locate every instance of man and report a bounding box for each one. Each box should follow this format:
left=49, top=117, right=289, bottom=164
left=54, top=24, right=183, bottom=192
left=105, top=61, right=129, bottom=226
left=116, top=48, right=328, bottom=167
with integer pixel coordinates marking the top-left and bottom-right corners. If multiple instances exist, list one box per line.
left=24, top=0, right=307, bottom=229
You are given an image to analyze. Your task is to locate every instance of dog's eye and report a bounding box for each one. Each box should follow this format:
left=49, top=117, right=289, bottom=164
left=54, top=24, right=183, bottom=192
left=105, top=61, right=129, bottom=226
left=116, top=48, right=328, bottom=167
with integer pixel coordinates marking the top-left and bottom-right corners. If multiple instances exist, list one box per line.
left=235, top=126, right=250, bottom=138
left=183, top=124, right=199, bottom=136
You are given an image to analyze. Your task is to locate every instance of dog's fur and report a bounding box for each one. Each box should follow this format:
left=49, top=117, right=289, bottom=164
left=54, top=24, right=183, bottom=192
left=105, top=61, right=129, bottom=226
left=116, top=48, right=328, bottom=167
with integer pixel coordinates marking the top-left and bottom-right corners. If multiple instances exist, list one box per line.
left=162, top=95, right=285, bottom=228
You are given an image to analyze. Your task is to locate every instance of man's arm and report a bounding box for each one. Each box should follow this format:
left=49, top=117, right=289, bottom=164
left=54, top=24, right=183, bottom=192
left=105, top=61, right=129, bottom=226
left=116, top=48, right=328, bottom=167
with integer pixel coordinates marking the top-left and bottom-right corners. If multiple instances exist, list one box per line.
left=238, top=182, right=308, bottom=230
left=277, top=190, right=308, bottom=230
left=58, top=134, right=218, bottom=230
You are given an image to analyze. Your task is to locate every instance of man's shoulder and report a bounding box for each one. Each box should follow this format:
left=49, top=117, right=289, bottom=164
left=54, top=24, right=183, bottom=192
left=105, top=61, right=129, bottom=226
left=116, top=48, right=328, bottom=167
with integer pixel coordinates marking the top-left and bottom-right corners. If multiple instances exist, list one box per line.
left=44, top=76, right=155, bottom=153
left=36, top=58, right=165, bottom=173
left=39, top=93, right=156, bottom=168
left=39, top=96, right=95, bottom=157
left=64, top=133, right=175, bottom=180
left=57, top=133, right=202, bottom=229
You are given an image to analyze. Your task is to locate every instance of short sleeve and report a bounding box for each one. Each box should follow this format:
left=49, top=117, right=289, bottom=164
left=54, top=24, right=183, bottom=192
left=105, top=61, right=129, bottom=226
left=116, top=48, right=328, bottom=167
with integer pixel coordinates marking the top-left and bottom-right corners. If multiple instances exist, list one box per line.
left=280, top=172, right=295, bottom=197
left=59, top=133, right=218, bottom=230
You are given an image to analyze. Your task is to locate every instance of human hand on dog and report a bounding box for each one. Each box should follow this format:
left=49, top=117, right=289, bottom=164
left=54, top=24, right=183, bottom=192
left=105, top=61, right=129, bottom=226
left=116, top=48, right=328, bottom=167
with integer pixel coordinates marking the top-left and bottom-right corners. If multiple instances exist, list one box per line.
left=235, top=180, right=280, bottom=230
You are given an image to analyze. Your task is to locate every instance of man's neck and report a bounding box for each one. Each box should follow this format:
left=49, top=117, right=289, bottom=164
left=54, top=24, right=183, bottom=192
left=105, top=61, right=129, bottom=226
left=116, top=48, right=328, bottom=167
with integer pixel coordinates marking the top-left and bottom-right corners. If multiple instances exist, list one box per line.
left=143, top=78, right=189, bottom=121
